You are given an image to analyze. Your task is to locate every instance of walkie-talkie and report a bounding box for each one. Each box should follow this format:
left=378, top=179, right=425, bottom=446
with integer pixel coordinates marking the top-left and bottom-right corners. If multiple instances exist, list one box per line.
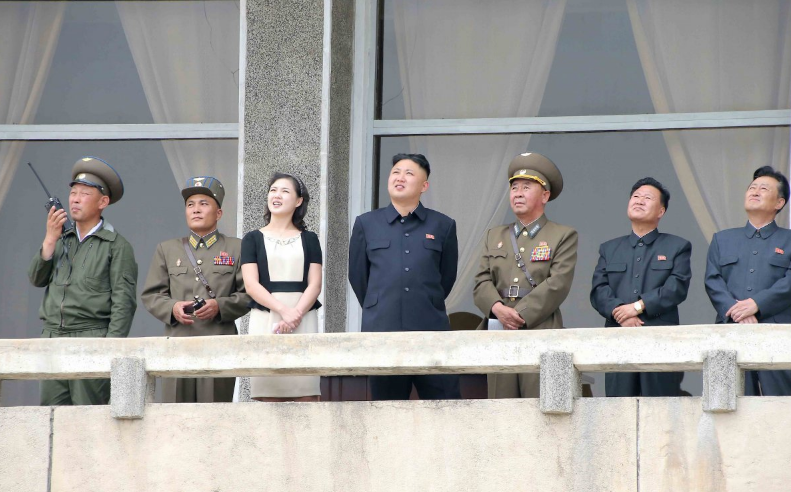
left=28, top=162, right=74, bottom=233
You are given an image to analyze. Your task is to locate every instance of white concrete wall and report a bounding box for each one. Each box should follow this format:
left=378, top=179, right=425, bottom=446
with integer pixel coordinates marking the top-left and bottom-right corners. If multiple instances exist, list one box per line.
left=4, top=397, right=791, bottom=491
left=0, top=407, right=50, bottom=492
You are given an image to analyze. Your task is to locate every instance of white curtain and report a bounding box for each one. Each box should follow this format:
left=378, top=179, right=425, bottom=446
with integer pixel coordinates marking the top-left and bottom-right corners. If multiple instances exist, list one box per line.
left=628, top=0, right=791, bottom=238
left=116, top=1, right=240, bottom=235
left=0, top=2, right=65, bottom=211
left=392, top=0, right=567, bottom=313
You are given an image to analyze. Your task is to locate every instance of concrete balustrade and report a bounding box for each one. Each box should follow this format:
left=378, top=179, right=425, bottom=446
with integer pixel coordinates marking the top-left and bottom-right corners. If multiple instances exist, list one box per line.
left=4, top=325, right=791, bottom=491
left=3, top=325, right=791, bottom=418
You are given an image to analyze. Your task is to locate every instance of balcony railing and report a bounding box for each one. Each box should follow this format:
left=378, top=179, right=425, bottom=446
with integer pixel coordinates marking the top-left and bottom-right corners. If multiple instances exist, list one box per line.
left=1, top=324, right=787, bottom=418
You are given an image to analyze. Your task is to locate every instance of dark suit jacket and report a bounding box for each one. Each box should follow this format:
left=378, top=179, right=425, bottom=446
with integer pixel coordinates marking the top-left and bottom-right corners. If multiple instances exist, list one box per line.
left=349, top=202, right=458, bottom=332
left=591, top=230, right=691, bottom=326
left=705, top=221, right=791, bottom=323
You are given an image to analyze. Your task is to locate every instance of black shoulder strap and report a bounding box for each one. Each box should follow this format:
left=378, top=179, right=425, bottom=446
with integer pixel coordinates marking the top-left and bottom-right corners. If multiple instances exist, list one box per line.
left=182, top=238, right=216, bottom=299
left=509, top=226, right=538, bottom=288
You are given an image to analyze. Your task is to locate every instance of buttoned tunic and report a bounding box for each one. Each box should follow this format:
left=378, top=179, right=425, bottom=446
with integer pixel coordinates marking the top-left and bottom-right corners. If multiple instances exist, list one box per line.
left=591, top=229, right=691, bottom=327
left=706, top=221, right=791, bottom=395
left=591, top=229, right=691, bottom=397
left=141, top=230, right=249, bottom=403
left=473, top=214, right=577, bottom=398
left=349, top=202, right=458, bottom=332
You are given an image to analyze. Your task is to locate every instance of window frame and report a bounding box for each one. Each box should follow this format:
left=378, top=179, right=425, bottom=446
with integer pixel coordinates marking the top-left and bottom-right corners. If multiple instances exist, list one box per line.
left=347, top=0, right=791, bottom=332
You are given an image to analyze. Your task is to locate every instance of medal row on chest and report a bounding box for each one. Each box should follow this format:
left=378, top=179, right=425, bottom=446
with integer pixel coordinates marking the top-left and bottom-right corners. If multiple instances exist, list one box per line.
left=175, top=252, right=236, bottom=267
left=497, top=239, right=552, bottom=262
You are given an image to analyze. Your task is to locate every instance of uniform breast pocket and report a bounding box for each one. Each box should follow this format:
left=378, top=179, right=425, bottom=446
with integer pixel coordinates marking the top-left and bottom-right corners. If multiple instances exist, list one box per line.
left=210, top=266, right=235, bottom=286
left=84, top=276, right=111, bottom=292
left=605, top=263, right=627, bottom=274
left=650, top=260, right=674, bottom=270
left=718, top=255, right=738, bottom=277
left=168, top=266, right=189, bottom=277
left=768, top=254, right=791, bottom=272
left=367, top=240, right=390, bottom=254
left=423, top=239, right=443, bottom=253
left=485, top=249, right=507, bottom=260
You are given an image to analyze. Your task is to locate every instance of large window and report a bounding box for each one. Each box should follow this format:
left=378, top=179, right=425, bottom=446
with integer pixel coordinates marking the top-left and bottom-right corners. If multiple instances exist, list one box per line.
left=349, top=0, right=791, bottom=394
left=0, top=1, right=240, bottom=406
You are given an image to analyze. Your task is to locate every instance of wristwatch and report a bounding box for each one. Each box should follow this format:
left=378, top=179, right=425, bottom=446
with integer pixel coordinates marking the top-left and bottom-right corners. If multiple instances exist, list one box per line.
left=633, top=300, right=644, bottom=314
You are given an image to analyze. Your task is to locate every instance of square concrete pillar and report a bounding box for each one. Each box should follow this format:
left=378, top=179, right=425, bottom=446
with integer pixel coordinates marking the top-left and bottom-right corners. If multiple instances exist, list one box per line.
left=540, top=351, right=581, bottom=414
left=243, top=0, right=354, bottom=335
left=111, top=357, right=154, bottom=419
left=703, top=350, right=743, bottom=413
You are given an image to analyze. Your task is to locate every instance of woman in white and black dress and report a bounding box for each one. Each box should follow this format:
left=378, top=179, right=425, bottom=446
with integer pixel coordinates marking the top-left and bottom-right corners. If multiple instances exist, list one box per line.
left=240, top=173, right=322, bottom=402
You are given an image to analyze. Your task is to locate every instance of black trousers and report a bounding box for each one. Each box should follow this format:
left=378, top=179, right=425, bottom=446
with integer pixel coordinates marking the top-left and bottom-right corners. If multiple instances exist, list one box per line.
left=369, top=375, right=462, bottom=400
left=745, top=370, right=791, bottom=396
left=605, top=371, right=682, bottom=397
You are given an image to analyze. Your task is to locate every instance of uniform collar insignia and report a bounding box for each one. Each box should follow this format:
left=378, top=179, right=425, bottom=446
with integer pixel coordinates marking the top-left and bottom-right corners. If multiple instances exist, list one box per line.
left=514, top=214, right=548, bottom=239
left=189, top=230, right=218, bottom=250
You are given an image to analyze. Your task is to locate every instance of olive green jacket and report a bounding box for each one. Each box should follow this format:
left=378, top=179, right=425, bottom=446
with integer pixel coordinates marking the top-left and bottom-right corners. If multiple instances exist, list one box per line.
left=141, top=233, right=250, bottom=337
left=28, top=221, right=138, bottom=337
left=474, top=215, right=578, bottom=330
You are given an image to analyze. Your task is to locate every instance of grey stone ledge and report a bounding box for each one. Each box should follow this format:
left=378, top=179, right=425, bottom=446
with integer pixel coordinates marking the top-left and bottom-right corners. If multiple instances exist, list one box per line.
left=540, top=351, right=581, bottom=415
left=111, top=357, right=154, bottom=420
left=702, top=350, right=743, bottom=413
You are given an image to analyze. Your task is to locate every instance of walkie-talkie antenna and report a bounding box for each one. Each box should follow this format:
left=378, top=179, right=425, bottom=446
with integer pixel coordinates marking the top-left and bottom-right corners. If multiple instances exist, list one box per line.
left=28, top=162, right=52, bottom=197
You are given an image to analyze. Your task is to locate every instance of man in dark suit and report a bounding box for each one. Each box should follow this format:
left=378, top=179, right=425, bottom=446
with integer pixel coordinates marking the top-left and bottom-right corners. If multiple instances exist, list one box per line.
left=705, top=166, right=791, bottom=396
left=591, top=177, right=691, bottom=397
left=349, top=153, right=460, bottom=400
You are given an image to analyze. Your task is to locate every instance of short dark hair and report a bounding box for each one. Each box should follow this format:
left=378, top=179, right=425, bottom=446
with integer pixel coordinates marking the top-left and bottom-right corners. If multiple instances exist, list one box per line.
left=631, top=177, right=669, bottom=210
left=392, top=153, right=431, bottom=178
left=753, top=166, right=789, bottom=213
left=263, top=173, right=310, bottom=231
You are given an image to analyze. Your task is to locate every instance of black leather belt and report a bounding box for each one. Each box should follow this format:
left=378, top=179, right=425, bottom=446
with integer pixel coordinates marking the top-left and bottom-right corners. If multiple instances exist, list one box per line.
left=498, top=286, right=532, bottom=301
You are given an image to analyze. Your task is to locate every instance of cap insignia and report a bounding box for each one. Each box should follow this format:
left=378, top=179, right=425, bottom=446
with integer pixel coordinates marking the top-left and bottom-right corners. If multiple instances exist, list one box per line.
left=77, top=173, right=86, bottom=180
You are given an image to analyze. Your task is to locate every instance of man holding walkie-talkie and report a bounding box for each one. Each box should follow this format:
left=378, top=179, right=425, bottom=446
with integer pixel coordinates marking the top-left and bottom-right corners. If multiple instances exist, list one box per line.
left=28, top=156, right=138, bottom=406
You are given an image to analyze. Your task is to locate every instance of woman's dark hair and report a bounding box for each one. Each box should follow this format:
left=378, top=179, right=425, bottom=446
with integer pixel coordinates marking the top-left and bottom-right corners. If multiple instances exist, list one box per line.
left=753, top=166, right=790, bottom=213
left=264, top=173, right=309, bottom=230
left=631, top=177, right=670, bottom=210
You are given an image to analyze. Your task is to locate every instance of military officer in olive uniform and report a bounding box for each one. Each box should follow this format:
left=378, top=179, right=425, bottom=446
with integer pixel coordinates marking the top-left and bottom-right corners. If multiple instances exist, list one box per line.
left=474, top=153, right=578, bottom=398
left=142, top=177, right=250, bottom=403
left=705, top=166, right=791, bottom=396
left=591, top=177, right=691, bottom=397
left=29, top=157, right=138, bottom=406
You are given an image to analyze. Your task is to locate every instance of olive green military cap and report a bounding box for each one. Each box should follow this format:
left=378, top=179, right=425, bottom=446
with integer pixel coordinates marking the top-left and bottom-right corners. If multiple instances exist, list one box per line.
left=507, top=152, right=564, bottom=201
left=181, top=176, right=225, bottom=207
left=69, top=156, right=125, bottom=204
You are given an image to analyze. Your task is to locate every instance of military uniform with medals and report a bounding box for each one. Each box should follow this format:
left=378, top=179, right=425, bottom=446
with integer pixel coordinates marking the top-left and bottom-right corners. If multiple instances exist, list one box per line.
left=473, top=154, right=578, bottom=398
left=141, top=177, right=250, bottom=403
